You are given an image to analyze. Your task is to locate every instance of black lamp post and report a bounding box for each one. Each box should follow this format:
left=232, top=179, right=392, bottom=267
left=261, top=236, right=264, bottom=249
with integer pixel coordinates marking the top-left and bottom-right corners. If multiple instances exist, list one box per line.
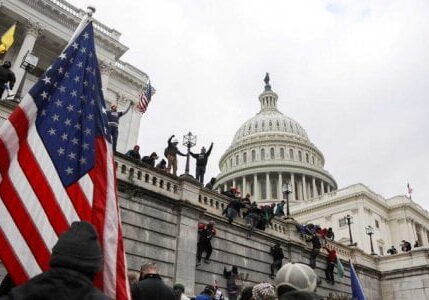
left=345, top=214, right=354, bottom=246
left=282, top=182, right=292, bottom=218
left=365, top=225, right=376, bottom=255
left=182, top=132, right=196, bottom=176
left=14, top=51, right=39, bottom=102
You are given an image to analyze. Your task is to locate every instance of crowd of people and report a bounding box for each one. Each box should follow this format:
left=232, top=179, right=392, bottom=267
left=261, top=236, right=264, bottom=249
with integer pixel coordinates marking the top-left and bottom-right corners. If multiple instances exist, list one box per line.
left=124, top=134, right=214, bottom=183
left=387, top=239, right=420, bottom=255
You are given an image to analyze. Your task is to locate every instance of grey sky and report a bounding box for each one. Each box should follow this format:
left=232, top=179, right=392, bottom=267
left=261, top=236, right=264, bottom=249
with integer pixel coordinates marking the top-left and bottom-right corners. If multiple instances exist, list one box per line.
left=70, top=0, right=429, bottom=208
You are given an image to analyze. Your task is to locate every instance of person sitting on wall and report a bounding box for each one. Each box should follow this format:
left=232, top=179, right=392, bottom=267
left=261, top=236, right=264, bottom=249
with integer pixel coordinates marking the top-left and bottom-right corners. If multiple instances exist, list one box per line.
left=326, top=228, right=335, bottom=241
left=270, top=242, right=285, bottom=279
left=141, top=152, right=159, bottom=167
left=126, top=145, right=141, bottom=160
left=387, top=245, right=398, bottom=255
left=196, top=221, right=216, bottom=266
left=241, top=193, right=251, bottom=207
left=274, top=201, right=285, bottom=217
left=205, top=177, right=217, bottom=190
left=245, top=202, right=262, bottom=238
left=401, top=240, right=412, bottom=252
left=156, top=159, right=167, bottom=171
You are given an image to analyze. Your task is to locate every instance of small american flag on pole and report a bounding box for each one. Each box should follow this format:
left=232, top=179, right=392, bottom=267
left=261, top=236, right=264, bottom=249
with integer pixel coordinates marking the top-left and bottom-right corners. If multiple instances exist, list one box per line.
left=136, top=81, right=152, bottom=113
left=0, top=22, right=129, bottom=299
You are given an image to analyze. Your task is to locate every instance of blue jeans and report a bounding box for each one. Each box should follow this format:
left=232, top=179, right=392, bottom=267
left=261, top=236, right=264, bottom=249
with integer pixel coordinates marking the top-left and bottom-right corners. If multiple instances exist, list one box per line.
left=196, top=166, right=206, bottom=183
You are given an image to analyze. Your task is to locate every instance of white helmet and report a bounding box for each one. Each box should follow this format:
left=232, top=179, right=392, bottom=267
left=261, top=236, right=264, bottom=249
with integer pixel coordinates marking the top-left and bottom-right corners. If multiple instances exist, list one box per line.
left=275, top=263, right=318, bottom=293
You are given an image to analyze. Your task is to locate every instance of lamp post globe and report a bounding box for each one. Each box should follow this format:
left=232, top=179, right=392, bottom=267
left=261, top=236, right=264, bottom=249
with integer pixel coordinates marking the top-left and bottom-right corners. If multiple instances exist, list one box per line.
left=182, top=132, right=196, bottom=176
left=365, top=225, right=376, bottom=255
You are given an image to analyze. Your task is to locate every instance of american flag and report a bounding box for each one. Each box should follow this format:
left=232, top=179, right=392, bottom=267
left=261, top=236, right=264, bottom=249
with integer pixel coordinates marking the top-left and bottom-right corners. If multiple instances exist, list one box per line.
left=136, top=81, right=152, bottom=113
left=0, top=22, right=129, bottom=299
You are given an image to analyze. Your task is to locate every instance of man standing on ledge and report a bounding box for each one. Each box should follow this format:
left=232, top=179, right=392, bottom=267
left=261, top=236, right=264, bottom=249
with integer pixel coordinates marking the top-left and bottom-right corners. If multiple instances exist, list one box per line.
left=190, top=142, right=213, bottom=184
left=107, top=102, right=132, bottom=153
left=164, top=134, right=186, bottom=176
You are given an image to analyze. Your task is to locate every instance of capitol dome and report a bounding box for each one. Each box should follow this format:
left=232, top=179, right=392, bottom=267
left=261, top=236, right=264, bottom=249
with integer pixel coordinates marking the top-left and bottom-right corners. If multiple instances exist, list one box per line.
left=214, top=74, right=337, bottom=203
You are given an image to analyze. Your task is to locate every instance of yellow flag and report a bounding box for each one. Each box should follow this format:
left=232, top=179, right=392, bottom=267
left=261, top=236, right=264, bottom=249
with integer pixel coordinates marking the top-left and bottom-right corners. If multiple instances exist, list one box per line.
left=0, top=24, right=16, bottom=54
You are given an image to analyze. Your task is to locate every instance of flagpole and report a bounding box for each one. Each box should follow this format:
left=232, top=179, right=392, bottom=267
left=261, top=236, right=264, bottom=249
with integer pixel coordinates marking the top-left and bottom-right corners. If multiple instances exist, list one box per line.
left=65, top=6, right=96, bottom=49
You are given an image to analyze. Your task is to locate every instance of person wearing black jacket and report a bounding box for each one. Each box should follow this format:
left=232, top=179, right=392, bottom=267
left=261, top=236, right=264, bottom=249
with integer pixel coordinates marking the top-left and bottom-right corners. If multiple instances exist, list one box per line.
left=165, top=135, right=186, bottom=176
left=141, top=152, right=159, bottom=167
left=1, top=221, right=109, bottom=300
left=126, top=145, right=141, bottom=160
left=0, top=61, right=15, bottom=98
left=132, top=263, right=176, bottom=300
left=270, top=242, right=284, bottom=279
left=225, top=194, right=245, bottom=224
left=107, top=102, right=132, bottom=153
left=245, top=202, right=261, bottom=238
left=190, top=143, right=213, bottom=184
left=306, top=234, right=321, bottom=269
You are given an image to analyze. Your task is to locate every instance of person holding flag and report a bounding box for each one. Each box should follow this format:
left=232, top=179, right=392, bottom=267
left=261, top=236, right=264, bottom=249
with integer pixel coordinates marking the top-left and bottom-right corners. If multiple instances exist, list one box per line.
left=0, top=7, right=130, bottom=300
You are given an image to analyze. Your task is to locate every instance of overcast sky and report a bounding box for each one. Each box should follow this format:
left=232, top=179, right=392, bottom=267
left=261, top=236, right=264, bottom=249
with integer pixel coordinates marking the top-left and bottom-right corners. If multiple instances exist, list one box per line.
left=70, top=0, right=429, bottom=209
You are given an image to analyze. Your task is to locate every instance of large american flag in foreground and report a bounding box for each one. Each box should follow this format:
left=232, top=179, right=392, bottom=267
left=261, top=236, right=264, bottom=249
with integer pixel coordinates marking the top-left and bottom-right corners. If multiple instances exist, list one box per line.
left=0, top=22, right=129, bottom=299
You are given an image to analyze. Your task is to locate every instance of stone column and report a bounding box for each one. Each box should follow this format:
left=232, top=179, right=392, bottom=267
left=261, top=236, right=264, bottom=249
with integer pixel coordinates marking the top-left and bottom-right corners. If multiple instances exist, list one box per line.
left=302, top=174, right=308, bottom=200
left=242, top=176, right=247, bottom=197
left=278, top=172, right=283, bottom=200
left=266, top=173, right=271, bottom=200
left=312, top=177, right=317, bottom=198
left=327, top=185, right=331, bottom=193
left=320, top=181, right=325, bottom=195
left=223, top=184, right=227, bottom=192
left=11, top=20, right=43, bottom=95
left=254, top=174, right=259, bottom=201
left=232, top=179, right=236, bottom=188
left=290, top=173, right=295, bottom=201
left=99, top=60, right=114, bottom=96
left=174, top=205, right=202, bottom=296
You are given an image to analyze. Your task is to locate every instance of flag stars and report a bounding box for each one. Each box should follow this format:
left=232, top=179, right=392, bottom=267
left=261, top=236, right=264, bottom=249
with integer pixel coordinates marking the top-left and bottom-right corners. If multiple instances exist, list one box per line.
left=59, top=86, right=66, bottom=93
left=83, top=32, right=89, bottom=39
left=57, top=147, right=65, bottom=156
left=73, top=75, right=80, bottom=83
left=65, top=167, right=74, bottom=175
left=55, top=99, right=63, bottom=107
left=83, top=80, right=89, bottom=87
left=87, top=114, right=93, bottom=120
left=66, top=104, right=74, bottom=112
left=40, top=109, right=47, bottom=116
left=84, top=128, right=91, bottom=136
left=69, top=57, right=74, bottom=64
left=51, top=114, right=60, bottom=122
left=48, top=128, right=56, bottom=135
left=59, top=52, right=67, bottom=60
left=80, top=47, right=86, bottom=53
left=64, top=72, right=70, bottom=78
left=82, top=142, right=89, bottom=150
left=85, top=66, right=92, bottom=72
left=74, top=123, right=81, bottom=130
left=40, top=91, right=48, bottom=99
left=64, top=119, right=72, bottom=126
left=79, top=157, right=87, bottom=165
left=57, top=67, right=64, bottom=74
left=72, top=42, right=78, bottom=49
left=70, top=90, right=77, bottom=97
left=68, top=152, right=77, bottom=160
left=77, top=61, right=83, bottom=68
left=61, top=133, right=68, bottom=141
left=42, top=76, right=51, bottom=85
left=71, top=138, right=79, bottom=145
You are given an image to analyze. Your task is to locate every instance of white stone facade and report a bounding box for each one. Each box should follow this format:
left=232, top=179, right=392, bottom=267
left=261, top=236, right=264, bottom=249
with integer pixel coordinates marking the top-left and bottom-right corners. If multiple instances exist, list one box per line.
left=0, top=0, right=149, bottom=153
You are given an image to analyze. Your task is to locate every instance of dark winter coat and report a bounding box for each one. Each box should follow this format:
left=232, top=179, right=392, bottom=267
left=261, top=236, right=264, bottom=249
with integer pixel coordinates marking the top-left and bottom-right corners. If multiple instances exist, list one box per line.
left=126, top=150, right=141, bottom=160
left=141, top=156, right=156, bottom=166
left=307, top=235, right=321, bottom=249
left=190, top=144, right=213, bottom=167
left=131, top=274, right=176, bottom=300
left=164, top=136, right=186, bottom=157
left=0, top=66, right=15, bottom=89
left=271, top=245, right=284, bottom=261
left=107, top=104, right=131, bottom=127
left=0, top=268, right=109, bottom=300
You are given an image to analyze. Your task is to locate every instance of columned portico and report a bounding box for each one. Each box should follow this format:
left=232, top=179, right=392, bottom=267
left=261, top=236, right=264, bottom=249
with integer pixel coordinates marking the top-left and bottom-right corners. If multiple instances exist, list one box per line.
left=312, top=177, right=317, bottom=198
left=302, top=175, right=307, bottom=200
left=278, top=172, right=283, bottom=200
left=11, top=20, right=43, bottom=95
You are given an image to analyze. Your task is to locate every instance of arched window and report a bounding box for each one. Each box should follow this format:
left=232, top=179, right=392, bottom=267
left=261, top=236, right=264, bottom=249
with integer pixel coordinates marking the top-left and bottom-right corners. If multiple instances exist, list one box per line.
left=306, top=153, right=309, bottom=163
left=280, top=148, right=285, bottom=159
left=312, top=156, right=315, bottom=165
left=243, top=152, right=247, bottom=163
left=236, top=155, right=239, bottom=165
left=298, top=151, right=302, bottom=162
left=252, top=150, right=256, bottom=161
left=270, top=147, right=275, bottom=159
left=261, top=149, right=265, bottom=160
left=289, top=149, right=294, bottom=160
left=269, top=121, right=272, bottom=127
left=230, top=158, right=233, bottom=167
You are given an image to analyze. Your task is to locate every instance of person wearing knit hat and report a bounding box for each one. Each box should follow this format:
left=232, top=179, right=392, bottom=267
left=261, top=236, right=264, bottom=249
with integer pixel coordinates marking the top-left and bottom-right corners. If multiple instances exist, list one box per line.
left=275, top=263, right=323, bottom=300
left=2, top=221, right=109, bottom=300
left=252, top=283, right=276, bottom=300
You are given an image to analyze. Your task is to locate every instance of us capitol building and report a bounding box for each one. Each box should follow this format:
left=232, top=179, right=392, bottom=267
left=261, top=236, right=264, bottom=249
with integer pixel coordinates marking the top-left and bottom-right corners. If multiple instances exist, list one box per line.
left=215, top=75, right=429, bottom=257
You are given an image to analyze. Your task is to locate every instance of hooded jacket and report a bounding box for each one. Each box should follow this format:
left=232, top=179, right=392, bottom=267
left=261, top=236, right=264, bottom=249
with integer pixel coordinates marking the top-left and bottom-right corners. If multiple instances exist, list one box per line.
left=1, top=222, right=109, bottom=300
left=131, top=274, right=176, bottom=300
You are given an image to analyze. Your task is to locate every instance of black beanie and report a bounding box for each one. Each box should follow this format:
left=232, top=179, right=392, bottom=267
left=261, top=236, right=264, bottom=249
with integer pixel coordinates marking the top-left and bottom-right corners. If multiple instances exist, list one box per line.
left=50, top=221, right=103, bottom=275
